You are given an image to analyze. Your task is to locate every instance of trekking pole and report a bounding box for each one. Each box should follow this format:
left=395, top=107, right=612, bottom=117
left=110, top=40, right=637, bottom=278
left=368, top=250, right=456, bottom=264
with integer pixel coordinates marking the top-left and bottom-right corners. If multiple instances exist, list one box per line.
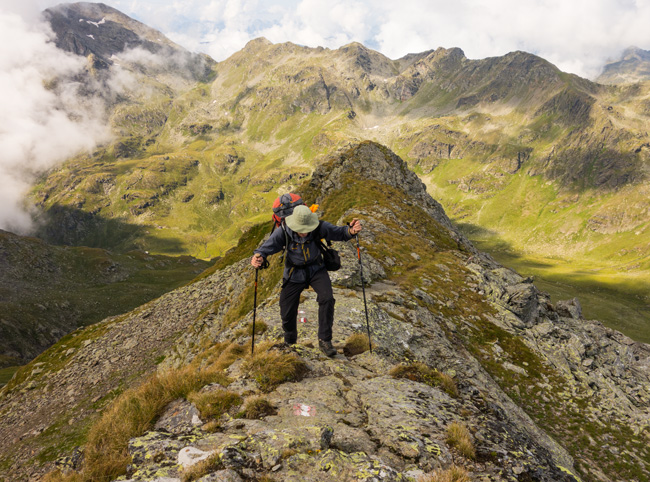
left=355, top=234, right=372, bottom=353
left=251, top=267, right=259, bottom=355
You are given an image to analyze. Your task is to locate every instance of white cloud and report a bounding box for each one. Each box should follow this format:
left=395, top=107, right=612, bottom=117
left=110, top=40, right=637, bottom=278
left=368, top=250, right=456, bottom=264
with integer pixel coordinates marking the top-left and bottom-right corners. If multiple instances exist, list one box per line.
left=89, top=0, right=650, bottom=79
left=0, top=8, right=110, bottom=233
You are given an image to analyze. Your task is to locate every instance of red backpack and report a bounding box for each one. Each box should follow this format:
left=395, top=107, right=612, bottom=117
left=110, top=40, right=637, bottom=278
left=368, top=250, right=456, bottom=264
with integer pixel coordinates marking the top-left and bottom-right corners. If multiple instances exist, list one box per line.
left=271, top=193, right=304, bottom=231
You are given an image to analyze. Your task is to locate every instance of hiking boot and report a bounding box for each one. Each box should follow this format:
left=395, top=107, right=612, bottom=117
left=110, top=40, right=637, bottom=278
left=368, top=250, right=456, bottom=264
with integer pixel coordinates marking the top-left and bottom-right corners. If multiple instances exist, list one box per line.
left=319, top=339, right=337, bottom=357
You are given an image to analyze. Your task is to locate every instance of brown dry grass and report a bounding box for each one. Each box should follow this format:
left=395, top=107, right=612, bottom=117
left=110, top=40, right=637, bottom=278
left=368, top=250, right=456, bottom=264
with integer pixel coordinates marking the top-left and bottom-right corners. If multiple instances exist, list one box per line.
left=241, top=342, right=308, bottom=392
left=239, top=396, right=276, bottom=419
left=417, top=465, right=472, bottom=482
left=343, top=333, right=371, bottom=356
left=42, top=471, right=84, bottom=482
left=446, top=422, right=476, bottom=459
left=389, top=362, right=458, bottom=397
left=187, top=389, right=242, bottom=420
left=179, top=452, right=223, bottom=482
left=42, top=343, right=241, bottom=482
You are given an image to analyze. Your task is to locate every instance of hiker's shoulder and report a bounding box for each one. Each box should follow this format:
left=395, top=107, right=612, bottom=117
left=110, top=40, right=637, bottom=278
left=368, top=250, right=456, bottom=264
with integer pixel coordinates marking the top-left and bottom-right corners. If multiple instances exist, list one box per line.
left=318, top=220, right=337, bottom=228
left=266, top=226, right=287, bottom=243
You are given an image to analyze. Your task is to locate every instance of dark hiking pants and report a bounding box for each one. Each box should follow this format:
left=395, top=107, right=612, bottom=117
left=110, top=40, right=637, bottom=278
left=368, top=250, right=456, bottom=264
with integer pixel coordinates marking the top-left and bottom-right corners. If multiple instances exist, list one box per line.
left=280, top=268, right=335, bottom=343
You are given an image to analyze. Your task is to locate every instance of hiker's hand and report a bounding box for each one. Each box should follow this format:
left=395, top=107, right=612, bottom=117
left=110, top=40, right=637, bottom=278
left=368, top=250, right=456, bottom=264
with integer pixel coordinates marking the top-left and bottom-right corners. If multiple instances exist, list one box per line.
left=251, top=254, right=264, bottom=268
left=349, top=219, right=362, bottom=235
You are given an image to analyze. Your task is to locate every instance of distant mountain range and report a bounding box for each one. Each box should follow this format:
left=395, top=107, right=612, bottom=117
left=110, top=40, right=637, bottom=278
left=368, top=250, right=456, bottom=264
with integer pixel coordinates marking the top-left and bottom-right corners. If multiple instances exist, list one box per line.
left=597, top=47, right=650, bottom=85
left=34, top=3, right=650, bottom=293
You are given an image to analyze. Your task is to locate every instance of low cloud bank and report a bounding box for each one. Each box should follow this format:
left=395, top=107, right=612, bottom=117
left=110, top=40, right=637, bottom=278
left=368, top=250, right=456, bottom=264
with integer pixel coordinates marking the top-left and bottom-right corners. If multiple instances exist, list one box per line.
left=0, top=8, right=111, bottom=233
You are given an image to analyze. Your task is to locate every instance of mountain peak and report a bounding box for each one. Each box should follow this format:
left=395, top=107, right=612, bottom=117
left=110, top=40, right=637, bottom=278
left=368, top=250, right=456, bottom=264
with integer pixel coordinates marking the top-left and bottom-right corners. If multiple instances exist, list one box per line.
left=621, top=46, right=650, bottom=61
left=597, top=46, right=650, bottom=84
left=243, top=37, right=274, bottom=50
left=43, top=2, right=187, bottom=66
left=340, top=41, right=369, bottom=52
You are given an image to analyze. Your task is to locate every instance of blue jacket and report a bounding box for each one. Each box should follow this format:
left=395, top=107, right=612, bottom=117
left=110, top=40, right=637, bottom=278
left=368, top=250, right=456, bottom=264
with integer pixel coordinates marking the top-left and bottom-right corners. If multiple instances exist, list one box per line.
left=254, top=221, right=353, bottom=283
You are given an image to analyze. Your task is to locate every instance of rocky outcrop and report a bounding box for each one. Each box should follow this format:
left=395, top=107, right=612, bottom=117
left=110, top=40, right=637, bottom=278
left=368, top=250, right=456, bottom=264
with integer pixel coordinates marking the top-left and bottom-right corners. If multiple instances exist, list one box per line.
left=597, top=47, right=650, bottom=85
left=43, top=2, right=211, bottom=81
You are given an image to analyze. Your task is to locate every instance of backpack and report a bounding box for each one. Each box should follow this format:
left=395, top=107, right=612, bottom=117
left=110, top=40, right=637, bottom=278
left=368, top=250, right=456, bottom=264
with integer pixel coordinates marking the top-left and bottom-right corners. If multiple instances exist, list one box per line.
left=271, top=193, right=304, bottom=231
left=270, top=194, right=335, bottom=269
left=271, top=193, right=304, bottom=264
left=314, top=221, right=341, bottom=271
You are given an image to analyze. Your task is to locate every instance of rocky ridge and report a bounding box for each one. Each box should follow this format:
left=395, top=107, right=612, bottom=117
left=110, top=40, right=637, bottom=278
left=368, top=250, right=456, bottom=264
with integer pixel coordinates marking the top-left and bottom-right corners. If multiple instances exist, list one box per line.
left=1, top=142, right=648, bottom=482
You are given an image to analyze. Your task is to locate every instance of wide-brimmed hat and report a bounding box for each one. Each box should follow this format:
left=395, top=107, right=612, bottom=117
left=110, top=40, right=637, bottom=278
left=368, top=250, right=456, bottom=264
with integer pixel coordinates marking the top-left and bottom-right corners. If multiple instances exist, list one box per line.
left=285, top=205, right=319, bottom=233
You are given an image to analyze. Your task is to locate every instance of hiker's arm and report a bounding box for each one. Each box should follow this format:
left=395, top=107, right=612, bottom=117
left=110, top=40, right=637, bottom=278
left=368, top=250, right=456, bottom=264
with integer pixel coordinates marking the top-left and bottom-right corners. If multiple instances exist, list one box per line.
left=252, top=228, right=286, bottom=265
left=320, top=221, right=360, bottom=242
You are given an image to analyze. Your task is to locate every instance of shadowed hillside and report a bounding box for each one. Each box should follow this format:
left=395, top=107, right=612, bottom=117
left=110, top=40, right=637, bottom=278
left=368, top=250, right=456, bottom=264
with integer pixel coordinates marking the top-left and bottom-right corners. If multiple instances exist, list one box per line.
left=0, top=228, right=209, bottom=369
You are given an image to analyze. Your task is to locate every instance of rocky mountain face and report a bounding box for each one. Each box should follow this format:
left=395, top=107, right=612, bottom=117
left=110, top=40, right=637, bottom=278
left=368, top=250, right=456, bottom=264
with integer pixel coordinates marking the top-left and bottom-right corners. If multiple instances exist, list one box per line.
left=597, top=47, right=650, bottom=85
left=1, top=143, right=648, bottom=482
left=43, top=2, right=212, bottom=81
left=0, top=229, right=209, bottom=369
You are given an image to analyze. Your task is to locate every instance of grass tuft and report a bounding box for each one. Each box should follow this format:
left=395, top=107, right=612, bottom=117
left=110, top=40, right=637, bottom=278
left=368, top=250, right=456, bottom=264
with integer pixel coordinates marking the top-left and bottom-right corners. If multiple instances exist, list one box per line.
left=446, top=422, right=476, bottom=460
left=192, top=341, right=248, bottom=372
left=389, top=362, right=459, bottom=397
left=42, top=344, right=236, bottom=482
left=343, top=333, right=370, bottom=357
left=180, top=452, right=223, bottom=482
left=187, top=389, right=242, bottom=420
left=42, top=470, right=84, bottom=482
left=81, top=365, right=228, bottom=480
left=239, top=396, right=276, bottom=419
left=417, top=465, right=472, bottom=482
left=248, top=319, right=268, bottom=336
left=241, top=342, right=309, bottom=392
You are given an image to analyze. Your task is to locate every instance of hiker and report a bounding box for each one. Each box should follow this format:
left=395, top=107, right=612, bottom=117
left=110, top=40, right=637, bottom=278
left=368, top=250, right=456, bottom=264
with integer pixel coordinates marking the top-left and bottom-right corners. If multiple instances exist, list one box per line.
left=251, top=205, right=362, bottom=357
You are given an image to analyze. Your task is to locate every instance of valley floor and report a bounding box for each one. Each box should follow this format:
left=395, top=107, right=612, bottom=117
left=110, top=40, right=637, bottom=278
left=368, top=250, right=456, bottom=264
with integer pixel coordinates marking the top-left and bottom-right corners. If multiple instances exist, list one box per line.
left=465, top=233, right=650, bottom=344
